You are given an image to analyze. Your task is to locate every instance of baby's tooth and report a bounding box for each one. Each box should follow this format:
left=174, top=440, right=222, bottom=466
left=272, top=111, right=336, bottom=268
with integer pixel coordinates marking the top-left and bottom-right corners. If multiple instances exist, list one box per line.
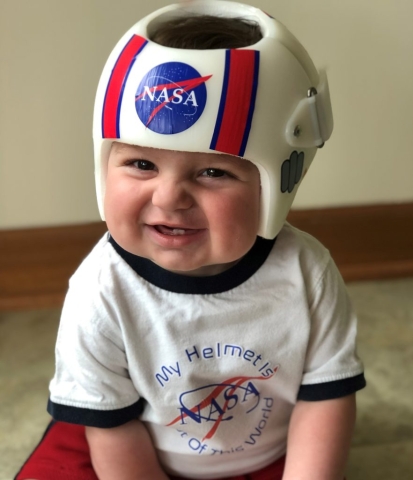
left=172, top=229, right=186, bottom=235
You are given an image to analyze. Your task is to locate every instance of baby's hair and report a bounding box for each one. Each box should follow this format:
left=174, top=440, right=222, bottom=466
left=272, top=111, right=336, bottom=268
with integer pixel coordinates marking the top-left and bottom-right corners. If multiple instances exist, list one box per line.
left=150, top=14, right=262, bottom=49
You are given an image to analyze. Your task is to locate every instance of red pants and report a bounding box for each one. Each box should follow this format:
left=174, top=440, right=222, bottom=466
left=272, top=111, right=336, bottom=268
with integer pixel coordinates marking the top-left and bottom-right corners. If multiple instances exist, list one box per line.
left=16, top=421, right=286, bottom=480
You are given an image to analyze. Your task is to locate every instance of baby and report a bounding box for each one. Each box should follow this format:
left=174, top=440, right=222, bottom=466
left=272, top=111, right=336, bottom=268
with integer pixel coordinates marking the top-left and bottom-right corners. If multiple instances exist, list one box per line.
left=16, top=2, right=365, bottom=480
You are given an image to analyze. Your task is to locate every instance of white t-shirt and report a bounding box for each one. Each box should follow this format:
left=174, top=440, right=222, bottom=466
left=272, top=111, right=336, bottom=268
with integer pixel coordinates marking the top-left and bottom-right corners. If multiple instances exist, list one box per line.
left=48, top=223, right=365, bottom=479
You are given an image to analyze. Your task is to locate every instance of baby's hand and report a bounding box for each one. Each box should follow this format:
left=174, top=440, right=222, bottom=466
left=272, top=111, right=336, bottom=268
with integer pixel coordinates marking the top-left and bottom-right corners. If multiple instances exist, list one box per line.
left=86, top=420, right=169, bottom=480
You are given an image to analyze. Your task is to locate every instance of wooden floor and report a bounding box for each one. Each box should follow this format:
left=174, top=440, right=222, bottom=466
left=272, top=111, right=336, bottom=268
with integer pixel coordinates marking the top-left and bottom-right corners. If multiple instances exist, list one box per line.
left=1, top=203, right=413, bottom=310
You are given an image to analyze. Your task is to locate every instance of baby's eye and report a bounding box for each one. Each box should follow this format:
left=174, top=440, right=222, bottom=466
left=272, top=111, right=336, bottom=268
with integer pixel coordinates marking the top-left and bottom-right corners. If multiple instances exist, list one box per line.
left=202, top=168, right=227, bottom=178
left=132, top=160, right=155, bottom=170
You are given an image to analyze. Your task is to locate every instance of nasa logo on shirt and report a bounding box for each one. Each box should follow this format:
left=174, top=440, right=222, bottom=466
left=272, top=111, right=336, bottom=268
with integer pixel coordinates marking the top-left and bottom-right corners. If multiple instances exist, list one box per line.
left=135, top=62, right=212, bottom=134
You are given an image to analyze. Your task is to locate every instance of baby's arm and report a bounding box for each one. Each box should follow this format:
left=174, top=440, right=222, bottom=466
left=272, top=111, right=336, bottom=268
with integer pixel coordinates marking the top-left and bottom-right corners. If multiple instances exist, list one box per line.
left=282, top=394, right=356, bottom=480
left=86, top=419, right=169, bottom=480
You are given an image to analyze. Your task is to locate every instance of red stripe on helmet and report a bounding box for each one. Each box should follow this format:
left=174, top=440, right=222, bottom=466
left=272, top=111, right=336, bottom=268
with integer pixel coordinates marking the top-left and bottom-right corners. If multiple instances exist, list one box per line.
left=213, top=50, right=258, bottom=156
left=102, top=35, right=148, bottom=138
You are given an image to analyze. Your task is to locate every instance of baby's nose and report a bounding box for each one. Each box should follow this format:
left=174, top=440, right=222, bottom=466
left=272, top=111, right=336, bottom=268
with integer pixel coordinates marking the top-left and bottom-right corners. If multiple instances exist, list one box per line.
left=151, top=179, right=193, bottom=211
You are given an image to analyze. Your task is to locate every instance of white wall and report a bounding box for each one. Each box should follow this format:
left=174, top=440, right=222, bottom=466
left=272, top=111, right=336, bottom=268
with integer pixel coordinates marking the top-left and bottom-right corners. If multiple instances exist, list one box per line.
left=1, top=0, right=412, bottom=229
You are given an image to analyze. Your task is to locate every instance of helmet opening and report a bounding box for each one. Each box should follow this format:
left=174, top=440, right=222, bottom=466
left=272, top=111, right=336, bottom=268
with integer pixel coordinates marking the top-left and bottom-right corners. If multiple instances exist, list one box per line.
left=149, top=14, right=263, bottom=50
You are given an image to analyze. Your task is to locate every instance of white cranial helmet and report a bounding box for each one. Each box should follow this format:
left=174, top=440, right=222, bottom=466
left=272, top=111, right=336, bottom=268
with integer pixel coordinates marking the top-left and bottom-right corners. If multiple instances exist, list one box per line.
left=93, top=0, right=333, bottom=239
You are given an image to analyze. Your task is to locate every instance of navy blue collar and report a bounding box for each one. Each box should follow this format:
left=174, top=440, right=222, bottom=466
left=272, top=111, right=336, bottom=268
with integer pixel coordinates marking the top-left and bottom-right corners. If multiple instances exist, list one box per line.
left=109, top=235, right=276, bottom=294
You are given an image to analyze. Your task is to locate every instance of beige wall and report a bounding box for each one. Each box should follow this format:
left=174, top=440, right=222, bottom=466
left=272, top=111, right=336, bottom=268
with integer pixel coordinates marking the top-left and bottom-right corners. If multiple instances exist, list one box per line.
left=1, top=0, right=412, bottom=229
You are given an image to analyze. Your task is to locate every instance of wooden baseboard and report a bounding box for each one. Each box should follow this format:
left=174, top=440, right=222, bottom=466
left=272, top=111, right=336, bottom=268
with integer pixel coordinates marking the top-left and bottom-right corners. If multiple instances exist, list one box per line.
left=1, top=203, right=412, bottom=310
left=287, top=203, right=413, bottom=282
left=0, top=223, right=107, bottom=311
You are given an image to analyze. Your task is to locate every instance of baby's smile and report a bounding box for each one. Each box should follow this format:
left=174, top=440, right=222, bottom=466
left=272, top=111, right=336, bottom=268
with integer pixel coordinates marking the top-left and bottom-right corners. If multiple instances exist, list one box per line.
left=153, top=225, right=200, bottom=236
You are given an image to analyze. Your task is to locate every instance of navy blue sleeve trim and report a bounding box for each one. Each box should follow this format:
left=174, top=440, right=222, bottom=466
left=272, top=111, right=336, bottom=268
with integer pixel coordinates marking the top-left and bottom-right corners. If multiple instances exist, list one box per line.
left=297, top=373, right=366, bottom=401
left=47, top=398, right=144, bottom=428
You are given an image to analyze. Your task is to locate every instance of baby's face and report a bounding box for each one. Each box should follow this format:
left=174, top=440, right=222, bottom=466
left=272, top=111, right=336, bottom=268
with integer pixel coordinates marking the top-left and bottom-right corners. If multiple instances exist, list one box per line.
left=104, top=142, right=261, bottom=276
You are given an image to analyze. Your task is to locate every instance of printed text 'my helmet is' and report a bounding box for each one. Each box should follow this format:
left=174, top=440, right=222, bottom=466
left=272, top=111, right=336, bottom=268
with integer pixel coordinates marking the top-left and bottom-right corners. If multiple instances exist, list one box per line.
left=93, top=0, right=333, bottom=239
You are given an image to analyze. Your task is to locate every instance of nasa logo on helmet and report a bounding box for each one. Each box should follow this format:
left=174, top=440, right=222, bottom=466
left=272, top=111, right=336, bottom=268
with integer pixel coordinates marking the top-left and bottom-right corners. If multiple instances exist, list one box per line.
left=135, top=62, right=212, bottom=135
